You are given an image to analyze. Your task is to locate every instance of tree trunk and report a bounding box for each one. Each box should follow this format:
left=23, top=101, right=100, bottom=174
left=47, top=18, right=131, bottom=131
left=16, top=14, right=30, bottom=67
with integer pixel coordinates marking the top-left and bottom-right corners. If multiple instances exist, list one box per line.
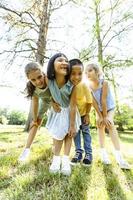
left=95, top=1, right=104, bottom=66
left=24, top=102, right=32, bottom=132
left=36, top=0, right=51, bottom=65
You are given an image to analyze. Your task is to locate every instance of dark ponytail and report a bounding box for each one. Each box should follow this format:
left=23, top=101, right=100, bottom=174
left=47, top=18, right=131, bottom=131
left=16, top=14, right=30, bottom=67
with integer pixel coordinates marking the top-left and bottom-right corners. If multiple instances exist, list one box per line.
left=25, top=81, right=35, bottom=99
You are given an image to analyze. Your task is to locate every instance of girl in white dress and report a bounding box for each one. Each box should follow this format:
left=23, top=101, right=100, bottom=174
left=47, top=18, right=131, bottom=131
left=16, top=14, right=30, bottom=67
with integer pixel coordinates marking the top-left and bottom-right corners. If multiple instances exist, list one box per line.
left=46, top=53, right=81, bottom=175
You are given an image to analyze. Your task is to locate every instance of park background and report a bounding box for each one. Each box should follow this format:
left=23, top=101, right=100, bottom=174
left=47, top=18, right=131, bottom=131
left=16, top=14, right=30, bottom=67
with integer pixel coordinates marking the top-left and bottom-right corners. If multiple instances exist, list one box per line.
left=0, top=0, right=133, bottom=200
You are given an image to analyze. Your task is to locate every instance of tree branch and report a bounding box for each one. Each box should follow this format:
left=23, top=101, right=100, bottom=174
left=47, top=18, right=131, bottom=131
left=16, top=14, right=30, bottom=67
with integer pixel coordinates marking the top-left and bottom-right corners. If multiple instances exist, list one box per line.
left=103, top=23, right=133, bottom=51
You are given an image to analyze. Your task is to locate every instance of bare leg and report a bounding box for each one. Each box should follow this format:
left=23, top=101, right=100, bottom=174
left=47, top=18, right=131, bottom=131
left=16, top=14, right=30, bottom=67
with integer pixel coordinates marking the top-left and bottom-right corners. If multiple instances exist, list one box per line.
left=107, top=111, right=120, bottom=150
left=19, top=126, right=38, bottom=162
left=53, top=138, right=63, bottom=156
left=107, top=111, right=130, bottom=169
left=96, top=116, right=110, bottom=164
left=96, top=113, right=106, bottom=148
left=109, top=126, right=120, bottom=150
left=64, top=135, right=72, bottom=155
left=50, top=135, right=72, bottom=175
left=49, top=138, right=63, bottom=173
left=97, top=126, right=106, bottom=148
left=25, top=126, right=38, bottom=148
left=61, top=135, right=72, bottom=176
left=19, top=119, right=42, bottom=161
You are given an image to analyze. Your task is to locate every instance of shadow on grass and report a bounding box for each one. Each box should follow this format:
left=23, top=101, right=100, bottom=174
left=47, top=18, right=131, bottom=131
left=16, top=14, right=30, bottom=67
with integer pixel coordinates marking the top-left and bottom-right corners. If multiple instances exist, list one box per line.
left=3, top=147, right=92, bottom=200
left=122, top=169, right=133, bottom=191
left=103, top=164, right=127, bottom=200
left=30, top=149, right=92, bottom=200
left=0, top=177, right=12, bottom=190
left=0, top=131, right=25, bottom=142
left=119, top=135, right=133, bottom=144
left=0, top=134, right=13, bottom=142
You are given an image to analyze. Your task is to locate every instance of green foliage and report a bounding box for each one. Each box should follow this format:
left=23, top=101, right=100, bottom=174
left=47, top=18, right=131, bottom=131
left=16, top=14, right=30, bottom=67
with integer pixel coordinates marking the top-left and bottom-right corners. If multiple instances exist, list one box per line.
left=8, top=110, right=27, bottom=125
left=126, top=117, right=133, bottom=130
left=0, top=108, right=27, bottom=125
left=114, top=104, right=133, bottom=131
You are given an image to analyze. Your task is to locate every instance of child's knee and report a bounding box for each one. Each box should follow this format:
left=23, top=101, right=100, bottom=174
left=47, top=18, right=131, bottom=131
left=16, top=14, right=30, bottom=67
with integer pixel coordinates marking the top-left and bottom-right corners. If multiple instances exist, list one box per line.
left=108, top=124, right=116, bottom=132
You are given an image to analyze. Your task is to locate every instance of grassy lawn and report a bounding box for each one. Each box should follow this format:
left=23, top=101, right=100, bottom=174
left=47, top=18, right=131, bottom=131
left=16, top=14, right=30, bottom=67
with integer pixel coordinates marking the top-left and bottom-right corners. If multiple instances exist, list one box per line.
left=0, top=125, right=133, bottom=200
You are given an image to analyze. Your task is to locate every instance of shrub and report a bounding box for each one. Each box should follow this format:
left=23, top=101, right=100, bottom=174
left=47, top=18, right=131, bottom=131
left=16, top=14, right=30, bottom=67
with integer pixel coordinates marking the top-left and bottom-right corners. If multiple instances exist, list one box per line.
left=8, top=110, right=27, bottom=125
left=114, top=104, right=133, bottom=131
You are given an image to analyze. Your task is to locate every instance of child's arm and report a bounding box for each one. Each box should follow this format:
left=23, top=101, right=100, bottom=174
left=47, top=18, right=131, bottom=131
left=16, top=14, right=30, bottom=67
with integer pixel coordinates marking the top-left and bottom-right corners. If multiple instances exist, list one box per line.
left=101, top=81, right=108, bottom=118
left=102, top=81, right=112, bottom=128
left=31, top=95, right=39, bottom=127
left=51, top=98, right=61, bottom=113
left=68, top=86, right=77, bottom=137
left=83, top=84, right=92, bottom=124
left=83, top=103, right=92, bottom=124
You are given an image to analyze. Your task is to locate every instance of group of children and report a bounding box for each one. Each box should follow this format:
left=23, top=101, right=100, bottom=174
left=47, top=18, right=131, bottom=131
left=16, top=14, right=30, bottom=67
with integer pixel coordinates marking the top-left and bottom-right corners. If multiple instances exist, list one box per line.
left=19, top=53, right=130, bottom=176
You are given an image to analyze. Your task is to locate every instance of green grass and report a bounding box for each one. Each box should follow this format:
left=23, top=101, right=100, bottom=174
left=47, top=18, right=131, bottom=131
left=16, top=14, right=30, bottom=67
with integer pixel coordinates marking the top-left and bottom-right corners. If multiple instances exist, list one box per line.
left=0, top=125, right=133, bottom=200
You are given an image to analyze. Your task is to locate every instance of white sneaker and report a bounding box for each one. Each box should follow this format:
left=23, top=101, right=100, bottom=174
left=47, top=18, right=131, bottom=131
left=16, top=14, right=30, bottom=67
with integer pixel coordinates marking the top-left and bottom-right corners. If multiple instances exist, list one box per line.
left=19, top=148, right=30, bottom=162
left=61, top=155, right=71, bottom=176
left=49, top=156, right=61, bottom=174
left=114, top=151, right=131, bottom=169
left=101, top=150, right=111, bottom=165
left=119, top=160, right=131, bottom=170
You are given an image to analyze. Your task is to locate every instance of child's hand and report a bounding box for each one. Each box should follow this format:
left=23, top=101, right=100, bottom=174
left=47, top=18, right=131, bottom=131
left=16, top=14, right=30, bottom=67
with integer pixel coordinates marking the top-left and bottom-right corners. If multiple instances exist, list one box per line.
left=96, top=117, right=104, bottom=128
left=52, top=102, right=61, bottom=112
left=68, top=126, right=76, bottom=137
left=29, top=118, right=42, bottom=130
left=103, top=117, right=112, bottom=129
left=29, top=121, right=39, bottom=130
left=83, top=114, right=90, bottom=125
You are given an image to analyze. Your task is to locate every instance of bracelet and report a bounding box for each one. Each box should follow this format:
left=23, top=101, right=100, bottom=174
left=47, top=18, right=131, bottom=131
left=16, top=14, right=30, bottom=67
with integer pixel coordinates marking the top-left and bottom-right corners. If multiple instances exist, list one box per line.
left=29, top=121, right=39, bottom=130
left=30, top=121, right=38, bottom=127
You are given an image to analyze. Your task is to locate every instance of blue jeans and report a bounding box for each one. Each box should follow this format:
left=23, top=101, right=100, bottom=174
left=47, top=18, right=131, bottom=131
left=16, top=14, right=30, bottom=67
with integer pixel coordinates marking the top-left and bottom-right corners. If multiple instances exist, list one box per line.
left=74, top=116, right=92, bottom=158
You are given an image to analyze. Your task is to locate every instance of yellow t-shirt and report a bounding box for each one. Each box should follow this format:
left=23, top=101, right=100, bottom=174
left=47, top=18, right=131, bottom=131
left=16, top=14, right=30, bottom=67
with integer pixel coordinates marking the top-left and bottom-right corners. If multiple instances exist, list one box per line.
left=76, top=82, right=92, bottom=116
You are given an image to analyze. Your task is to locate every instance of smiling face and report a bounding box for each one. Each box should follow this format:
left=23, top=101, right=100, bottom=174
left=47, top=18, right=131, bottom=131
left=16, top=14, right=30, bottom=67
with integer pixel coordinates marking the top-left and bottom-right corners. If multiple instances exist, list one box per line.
left=28, top=69, right=45, bottom=89
left=70, top=65, right=83, bottom=85
left=54, top=56, right=69, bottom=76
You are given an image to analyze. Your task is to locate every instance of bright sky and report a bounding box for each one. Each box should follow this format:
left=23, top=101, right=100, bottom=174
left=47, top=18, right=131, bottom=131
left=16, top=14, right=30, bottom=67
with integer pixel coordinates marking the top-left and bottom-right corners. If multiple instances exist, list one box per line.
left=0, top=87, right=30, bottom=112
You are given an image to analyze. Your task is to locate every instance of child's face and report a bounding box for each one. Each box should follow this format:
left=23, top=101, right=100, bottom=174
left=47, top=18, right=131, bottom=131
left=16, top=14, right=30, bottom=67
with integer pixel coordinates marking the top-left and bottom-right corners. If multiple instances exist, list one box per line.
left=86, top=66, right=97, bottom=80
left=28, top=69, right=45, bottom=89
left=70, top=65, right=83, bottom=85
left=54, top=56, right=69, bottom=76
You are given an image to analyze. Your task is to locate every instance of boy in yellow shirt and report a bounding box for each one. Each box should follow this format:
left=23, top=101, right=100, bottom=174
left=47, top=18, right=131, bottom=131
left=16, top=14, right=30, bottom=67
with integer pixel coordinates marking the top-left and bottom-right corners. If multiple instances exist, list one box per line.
left=69, top=59, right=93, bottom=166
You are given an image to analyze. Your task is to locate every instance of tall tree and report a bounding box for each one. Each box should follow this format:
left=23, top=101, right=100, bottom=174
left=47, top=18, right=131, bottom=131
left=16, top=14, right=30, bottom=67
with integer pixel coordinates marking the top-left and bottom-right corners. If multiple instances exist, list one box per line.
left=0, top=0, right=70, bottom=130
left=0, top=0, right=70, bottom=68
left=0, top=0, right=52, bottom=67
left=78, top=0, right=133, bottom=68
